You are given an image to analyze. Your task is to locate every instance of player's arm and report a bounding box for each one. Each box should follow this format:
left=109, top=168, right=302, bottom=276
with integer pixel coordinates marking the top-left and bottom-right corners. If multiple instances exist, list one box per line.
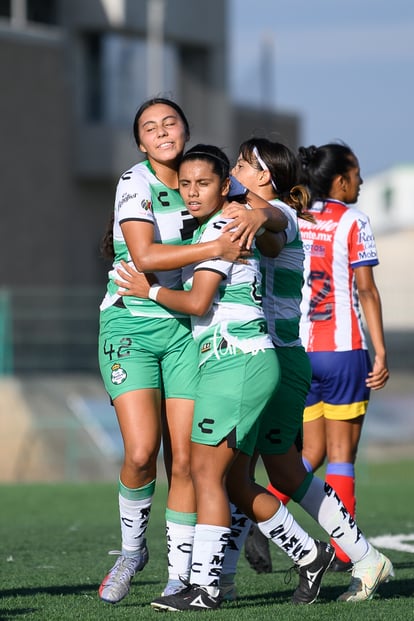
left=255, top=230, right=287, bottom=258
left=115, top=260, right=222, bottom=316
left=221, top=202, right=288, bottom=256
left=121, top=220, right=247, bottom=273
left=354, top=265, right=389, bottom=390
left=225, top=177, right=288, bottom=240
left=244, top=188, right=288, bottom=233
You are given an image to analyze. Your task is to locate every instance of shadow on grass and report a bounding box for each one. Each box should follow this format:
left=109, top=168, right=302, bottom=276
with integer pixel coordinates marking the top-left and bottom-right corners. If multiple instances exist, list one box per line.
left=0, top=610, right=37, bottom=619
left=0, top=579, right=158, bottom=599
left=221, top=575, right=413, bottom=609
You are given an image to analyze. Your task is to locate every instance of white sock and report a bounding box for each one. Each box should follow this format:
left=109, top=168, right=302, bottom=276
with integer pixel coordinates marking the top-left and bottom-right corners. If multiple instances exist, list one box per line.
left=221, top=503, right=251, bottom=578
left=258, top=503, right=316, bottom=566
left=118, top=482, right=153, bottom=556
left=189, top=524, right=231, bottom=590
left=299, top=476, right=369, bottom=562
left=166, top=519, right=195, bottom=581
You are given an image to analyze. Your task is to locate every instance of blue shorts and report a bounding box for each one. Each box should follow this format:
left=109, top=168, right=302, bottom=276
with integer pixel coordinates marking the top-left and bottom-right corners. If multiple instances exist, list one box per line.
left=304, top=349, right=372, bottom=422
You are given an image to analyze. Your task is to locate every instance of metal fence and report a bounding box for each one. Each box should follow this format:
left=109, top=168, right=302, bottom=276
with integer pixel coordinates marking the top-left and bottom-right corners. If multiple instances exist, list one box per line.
left=1, top=286, right=413, bottom=375
left=1, top=287, right=102, bottom=374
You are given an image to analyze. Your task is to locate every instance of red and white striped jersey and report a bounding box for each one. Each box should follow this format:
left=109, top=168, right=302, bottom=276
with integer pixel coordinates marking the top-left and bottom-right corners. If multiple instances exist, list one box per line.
left=299, top=199, right=379, bottom=352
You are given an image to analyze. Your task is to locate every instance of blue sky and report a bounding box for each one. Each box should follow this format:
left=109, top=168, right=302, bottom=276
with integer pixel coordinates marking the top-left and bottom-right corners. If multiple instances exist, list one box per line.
left=229, top=0, right=414, bottom=176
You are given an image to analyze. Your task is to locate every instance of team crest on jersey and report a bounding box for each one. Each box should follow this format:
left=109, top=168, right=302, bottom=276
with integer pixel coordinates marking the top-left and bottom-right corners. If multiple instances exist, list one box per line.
left=111, top=362, right=127, bottom=385
left=141, top=198, right=152, bottom=212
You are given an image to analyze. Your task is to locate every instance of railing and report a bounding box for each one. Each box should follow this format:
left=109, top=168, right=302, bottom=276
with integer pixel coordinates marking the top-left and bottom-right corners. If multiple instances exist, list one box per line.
left=0, top=289, right=13, bottom=374
left=1, top=287, right=103, bottom=373
left=1, top=286, right=414, bottom=375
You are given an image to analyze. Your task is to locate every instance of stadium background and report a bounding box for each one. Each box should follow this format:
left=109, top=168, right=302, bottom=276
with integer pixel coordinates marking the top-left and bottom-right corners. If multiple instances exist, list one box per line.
left=0, top=0, right=413, bottom=484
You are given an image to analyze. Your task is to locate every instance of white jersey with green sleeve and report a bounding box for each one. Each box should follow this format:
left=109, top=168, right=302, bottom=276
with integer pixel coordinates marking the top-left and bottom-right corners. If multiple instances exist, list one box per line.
left=100, top=160, right=198, bottom=318
left=182, top=211, right=274, bottom=365
left=260, top=199, right=305, bottom=347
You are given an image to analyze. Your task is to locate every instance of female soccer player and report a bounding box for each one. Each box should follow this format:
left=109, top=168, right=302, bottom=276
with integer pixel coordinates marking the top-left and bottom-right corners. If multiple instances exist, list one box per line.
left=217, top=138, right=393, bottom=604
left=297, top=143, right=389, bottom=568
left=116, top=144, right=345, bottom=611
left=97, top=98, right=287, bottom=604
left=98, top=98, right=245, bottom=604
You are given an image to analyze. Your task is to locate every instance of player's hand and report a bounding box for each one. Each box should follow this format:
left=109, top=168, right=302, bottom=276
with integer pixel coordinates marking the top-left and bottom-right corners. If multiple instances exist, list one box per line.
left=216, top=230, right=252, bottom=263
left=222, top=202, right=266, bottom=249
left=365, top=355, right=390, bottom=390
left=114, top=260, right=157, bottom=298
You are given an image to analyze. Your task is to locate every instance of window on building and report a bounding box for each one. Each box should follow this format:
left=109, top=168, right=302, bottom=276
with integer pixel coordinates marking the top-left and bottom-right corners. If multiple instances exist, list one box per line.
left=26, top=0, right=57, bottom=25
left=0, top=0, right=10, bottom=17
left=0, top=0, right=57, bottom=24
left=179, top=45, right=209, bottom=132
left=84, top=32, right=178, bottom=126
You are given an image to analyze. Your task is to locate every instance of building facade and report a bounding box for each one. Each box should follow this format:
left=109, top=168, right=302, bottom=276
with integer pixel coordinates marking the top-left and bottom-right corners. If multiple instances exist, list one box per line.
left=0, top=0, right=299, bottom=371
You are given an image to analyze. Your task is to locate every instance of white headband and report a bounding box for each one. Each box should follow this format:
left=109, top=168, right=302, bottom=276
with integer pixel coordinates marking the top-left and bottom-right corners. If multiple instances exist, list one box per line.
left=253, top=146, right=278, bottom=192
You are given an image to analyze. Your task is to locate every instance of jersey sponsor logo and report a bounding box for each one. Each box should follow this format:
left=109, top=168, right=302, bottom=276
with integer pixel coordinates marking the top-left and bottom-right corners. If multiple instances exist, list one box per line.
left=111, top=362, right=127, bottom=385
left=157, top=190, right=170, bottom=206
left=264, top=428, right=282, bottom=444
left=309, top=243, right=326, bottom=257
left=305, top=219, right=337, bottom=232
left=301, top=219, right=336, bottom=244
left=197, top=418, right=214, bottom=434
left=357, top=249, right=377, bottom=259
left=358, top=231, right=375, bottom=244
left=301, top=230, right=333, bottom=243
left=117, top=192, right=138, bottom=210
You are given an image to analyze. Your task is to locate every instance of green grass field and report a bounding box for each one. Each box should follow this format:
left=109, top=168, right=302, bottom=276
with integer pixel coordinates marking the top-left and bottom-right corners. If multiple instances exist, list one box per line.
left=1, top=460, right=413, bottom=620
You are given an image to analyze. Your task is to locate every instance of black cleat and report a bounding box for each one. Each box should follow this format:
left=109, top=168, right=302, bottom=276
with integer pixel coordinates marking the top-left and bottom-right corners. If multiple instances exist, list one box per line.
left=291, top=540, right=335, bottom=604
left=151, top=583, right=222, bottom=611
left=328, top=556, right=353, bottom=572
left=244, top=524, right=272, bottom=574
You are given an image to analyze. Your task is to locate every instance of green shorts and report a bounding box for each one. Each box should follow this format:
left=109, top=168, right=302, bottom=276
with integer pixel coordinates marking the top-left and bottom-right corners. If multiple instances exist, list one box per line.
left=191, top=348, right=280, bottom=456
left=256, top=345, right=311, bottom=455
left=98, top=306, right=198, bottom=401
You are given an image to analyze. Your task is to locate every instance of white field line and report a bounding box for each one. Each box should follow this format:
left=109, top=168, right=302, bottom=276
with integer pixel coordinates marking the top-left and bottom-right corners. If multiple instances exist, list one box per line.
left=369, top=534, right=414, bottom=553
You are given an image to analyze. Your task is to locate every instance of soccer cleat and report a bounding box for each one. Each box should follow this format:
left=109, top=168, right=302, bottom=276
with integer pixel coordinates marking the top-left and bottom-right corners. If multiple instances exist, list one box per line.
left=161, top=579, right=187, bottom=596
left=219, top=582, right=238, bottom=602
left=337, top=547, right=394, bottom=602
left=291, top=540, right=335, bottom=605
left=151, top=583, right=222, bottom=611
left=329, top=556, right=353, bottom=572
left=99, top=546, right=149, bottom=603
left=244, top=524, right=272, bottom=574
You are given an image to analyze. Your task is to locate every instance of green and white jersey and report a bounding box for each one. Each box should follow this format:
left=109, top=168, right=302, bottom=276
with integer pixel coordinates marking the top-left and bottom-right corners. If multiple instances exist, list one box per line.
left=260, top=199, right=305, bottom=347
left=182, top=211, right=274, bottom=365
left=100, top=160, right=198, bottom=318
